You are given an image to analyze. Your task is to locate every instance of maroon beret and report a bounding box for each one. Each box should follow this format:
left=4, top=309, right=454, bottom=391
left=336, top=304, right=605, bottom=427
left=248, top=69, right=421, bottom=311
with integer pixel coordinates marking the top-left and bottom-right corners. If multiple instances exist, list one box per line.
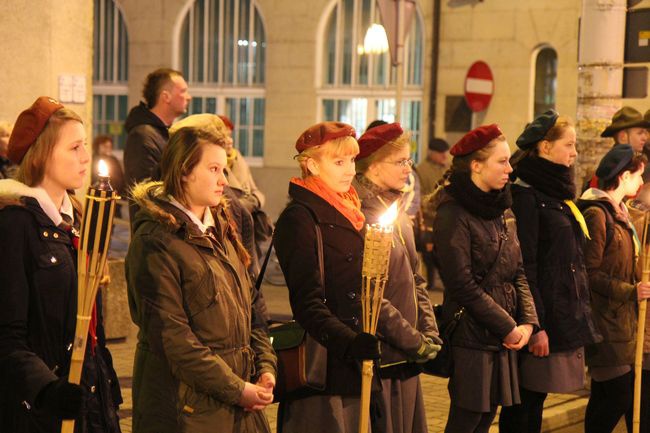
left=450, top=124, right=503, bottom=157
left=295, top=121, right=356, bottom=152
left=357, top=122, right=404, bottom=160
left=218, top=115, right=234, bottom=131
left=8, top=96, right=64, bottom=164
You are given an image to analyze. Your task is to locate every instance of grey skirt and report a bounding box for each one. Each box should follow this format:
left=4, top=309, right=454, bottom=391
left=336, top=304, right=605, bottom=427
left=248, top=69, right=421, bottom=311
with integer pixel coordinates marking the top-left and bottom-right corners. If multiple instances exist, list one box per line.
left=519, top=347, right=586, bottom=393
left=448, top=346, right=520, bottom=413
left=380, top=375, right=428, bottom=433
left=278, top=395, right=368, bottom=433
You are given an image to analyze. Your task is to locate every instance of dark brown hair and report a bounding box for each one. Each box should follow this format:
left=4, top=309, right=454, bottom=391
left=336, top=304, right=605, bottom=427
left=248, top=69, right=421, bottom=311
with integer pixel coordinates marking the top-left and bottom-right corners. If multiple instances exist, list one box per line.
left=92, top=134, right=112, bottom=155
left=143, top=68, right=183, bottom=108
left=436, top=135, right=505, bottom=187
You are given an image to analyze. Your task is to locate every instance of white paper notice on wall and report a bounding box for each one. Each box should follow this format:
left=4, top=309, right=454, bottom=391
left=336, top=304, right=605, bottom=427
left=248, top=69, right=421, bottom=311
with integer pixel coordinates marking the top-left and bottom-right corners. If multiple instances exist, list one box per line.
left=58, top=74, right=86, bottom=103
left=640, top=31, right=650, bottom=47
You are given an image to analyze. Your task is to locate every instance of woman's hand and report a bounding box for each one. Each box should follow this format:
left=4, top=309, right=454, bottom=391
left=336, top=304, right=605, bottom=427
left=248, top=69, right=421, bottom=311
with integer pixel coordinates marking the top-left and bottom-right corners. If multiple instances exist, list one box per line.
left=636, top=282, right=650, bottom=301
left=503, top=324, right=533, bottom=351
left=256, top=372, right=276, bottom=392
left=527, top=330, right=550, bottom=357
left=238, top=382, right=273, bottom=411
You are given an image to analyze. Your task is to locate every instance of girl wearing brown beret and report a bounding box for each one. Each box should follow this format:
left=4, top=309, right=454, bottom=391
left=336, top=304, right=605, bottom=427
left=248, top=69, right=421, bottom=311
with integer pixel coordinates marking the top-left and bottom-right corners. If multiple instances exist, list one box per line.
left=430, top=125, right=538, bottom=433
left=0, top=97, right=122, bottom=432
left=273, top=122, right=381, bottom=433
left=499, top=112, right=601, bottom=433
left=353, top=122, right=441, bottom=433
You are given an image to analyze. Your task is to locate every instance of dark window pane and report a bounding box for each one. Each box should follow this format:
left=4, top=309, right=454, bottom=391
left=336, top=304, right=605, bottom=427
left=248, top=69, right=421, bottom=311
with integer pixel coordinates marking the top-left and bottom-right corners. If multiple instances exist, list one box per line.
left=253, top=129, right=264, bottom=156
left=534, top=47, right=557, bottom=118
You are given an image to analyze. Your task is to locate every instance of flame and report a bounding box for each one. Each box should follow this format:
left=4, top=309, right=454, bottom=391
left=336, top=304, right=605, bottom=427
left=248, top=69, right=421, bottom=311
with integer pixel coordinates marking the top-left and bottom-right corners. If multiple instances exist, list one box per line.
left=378, top=202, right=399, bottom=227
left=98, top=159, right=109, bottom=177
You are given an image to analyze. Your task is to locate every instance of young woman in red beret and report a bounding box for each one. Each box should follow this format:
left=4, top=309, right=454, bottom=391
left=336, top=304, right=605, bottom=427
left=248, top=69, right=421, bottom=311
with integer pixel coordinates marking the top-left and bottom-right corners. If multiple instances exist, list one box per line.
left=577, top=145, right=650, bottom=433
left=499, top=112, right=601, bottom=433
left=353, top=122, right=441, bottom=433
left=273, top=121, right=381, bottom=433
left=0, top=97, right=122, bottom=432
left=430, top=125, right=538, bottom=433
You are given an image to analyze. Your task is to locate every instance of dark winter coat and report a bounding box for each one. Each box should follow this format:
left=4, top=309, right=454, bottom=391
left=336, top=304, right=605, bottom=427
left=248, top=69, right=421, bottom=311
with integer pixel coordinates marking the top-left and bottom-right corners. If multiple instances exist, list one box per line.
left=579, top=189, right=639, bottom=367
left=353, top=175, right=440, bottom=376
left=274, top=182, right=373, bottom=396
left=0, top=181, right=121, bottom=433
left=123, top=102, right=169, bottom=223
left=432, top=189, right=538, bottom=351
left=125, top=182, right=276, bottom=433
left=511, top=184, right=601, bottom=352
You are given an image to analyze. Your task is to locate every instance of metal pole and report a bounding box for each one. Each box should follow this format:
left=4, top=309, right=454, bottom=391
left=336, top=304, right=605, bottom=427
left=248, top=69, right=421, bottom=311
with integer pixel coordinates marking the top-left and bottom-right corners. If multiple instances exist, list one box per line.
left=395, top=0, right=405, bottom=122
left=575, top=0, right=626, bottom=187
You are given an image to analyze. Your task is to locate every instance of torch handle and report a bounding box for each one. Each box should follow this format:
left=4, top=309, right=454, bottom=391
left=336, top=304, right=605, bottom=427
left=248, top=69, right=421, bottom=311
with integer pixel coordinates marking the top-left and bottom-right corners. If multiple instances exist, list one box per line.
left=633, top=299, right=647, bottom=433
left=357, top=359, right=374, bottom=433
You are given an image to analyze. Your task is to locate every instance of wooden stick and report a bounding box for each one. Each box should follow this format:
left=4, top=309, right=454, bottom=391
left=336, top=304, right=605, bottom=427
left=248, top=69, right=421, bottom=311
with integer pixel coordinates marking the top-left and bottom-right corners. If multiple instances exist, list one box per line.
left=358, top=360, right=374, bottom=433
left=633, top=211, right=650, bottom=433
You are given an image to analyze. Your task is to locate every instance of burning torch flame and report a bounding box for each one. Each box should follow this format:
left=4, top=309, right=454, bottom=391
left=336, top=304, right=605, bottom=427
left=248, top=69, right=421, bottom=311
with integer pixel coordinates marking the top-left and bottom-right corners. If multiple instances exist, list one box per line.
left=98, top=159, right=109, bottom=177
left=378, top=202, right=399, bottom=227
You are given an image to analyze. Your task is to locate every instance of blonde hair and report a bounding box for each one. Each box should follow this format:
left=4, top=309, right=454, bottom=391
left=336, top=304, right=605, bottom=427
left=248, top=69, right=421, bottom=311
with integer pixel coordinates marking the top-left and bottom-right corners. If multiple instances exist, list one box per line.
left=16, top=108, right=83, bottom=186
left=355, top=132, right=411, bottom=174
left=295, top=135, right=359, bottom=178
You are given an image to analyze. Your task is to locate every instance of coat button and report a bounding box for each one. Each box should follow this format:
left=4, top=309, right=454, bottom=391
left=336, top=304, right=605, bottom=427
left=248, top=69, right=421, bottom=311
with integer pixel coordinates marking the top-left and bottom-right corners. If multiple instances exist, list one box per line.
left=90, top=385, right=96, bottom=393
left=22, top=401, right=31, bottom=410
left=43, top=231, right=49, bottom=237
left=541, top=203, right=546, bottom=207
left=53, top=233, right=59, bottom=239
left=50, top=256, right=57, bottom=264
left=346, top=291, right=356, bottom=300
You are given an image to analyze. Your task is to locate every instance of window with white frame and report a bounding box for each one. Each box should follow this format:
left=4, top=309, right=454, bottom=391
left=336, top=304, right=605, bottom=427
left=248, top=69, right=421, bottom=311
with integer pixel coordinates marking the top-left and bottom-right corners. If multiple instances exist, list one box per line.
left=93, top=0, right=129, bottom=150
left=179, top=0, right=266, bottom=163
left=533, top=46, right=557, bottom=119
left=318, top=0, right=424, bottom=159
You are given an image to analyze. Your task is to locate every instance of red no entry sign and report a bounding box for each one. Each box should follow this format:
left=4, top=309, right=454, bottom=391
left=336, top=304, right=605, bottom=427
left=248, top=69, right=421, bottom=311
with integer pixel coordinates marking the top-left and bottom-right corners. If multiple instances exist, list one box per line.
left=464, top=61, right=494, bottom=112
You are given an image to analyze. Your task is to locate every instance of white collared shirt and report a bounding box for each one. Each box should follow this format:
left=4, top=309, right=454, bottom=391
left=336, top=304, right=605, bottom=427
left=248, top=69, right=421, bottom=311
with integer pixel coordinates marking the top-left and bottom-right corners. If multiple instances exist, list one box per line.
left=167, top=195, right=216, bottom=234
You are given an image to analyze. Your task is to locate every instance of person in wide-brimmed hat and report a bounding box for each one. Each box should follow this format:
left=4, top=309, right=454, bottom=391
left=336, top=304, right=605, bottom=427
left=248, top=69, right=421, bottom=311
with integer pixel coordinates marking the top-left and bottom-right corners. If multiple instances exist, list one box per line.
left=600, top=106, right=650, bottom=152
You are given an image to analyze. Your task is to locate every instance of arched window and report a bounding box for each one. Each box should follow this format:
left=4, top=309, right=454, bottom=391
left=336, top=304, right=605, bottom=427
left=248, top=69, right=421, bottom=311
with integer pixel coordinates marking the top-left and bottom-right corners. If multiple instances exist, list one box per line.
left=179, top=0, right=266, bottom=163
left=92, top=0, right=129, bottom=149
left=533, top=46, right=557, bottom=118
left=318, top=0, right=424, bottom=156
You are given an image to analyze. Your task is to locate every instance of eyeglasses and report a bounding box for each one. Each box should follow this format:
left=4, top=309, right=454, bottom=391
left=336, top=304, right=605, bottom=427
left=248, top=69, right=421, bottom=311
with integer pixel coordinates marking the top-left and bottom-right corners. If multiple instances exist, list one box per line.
left=385, top=158, right=414, bottom=168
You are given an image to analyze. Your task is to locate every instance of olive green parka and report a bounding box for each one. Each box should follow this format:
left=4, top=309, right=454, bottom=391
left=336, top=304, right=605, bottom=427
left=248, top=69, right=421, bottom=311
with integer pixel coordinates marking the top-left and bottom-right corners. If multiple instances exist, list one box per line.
left=125, top=182, right=276, bottom=433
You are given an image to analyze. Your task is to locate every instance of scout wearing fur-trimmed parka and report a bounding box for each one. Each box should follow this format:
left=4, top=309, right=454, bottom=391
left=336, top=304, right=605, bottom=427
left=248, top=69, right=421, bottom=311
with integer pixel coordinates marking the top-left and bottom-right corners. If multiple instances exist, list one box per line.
left=0, top=97, right=122, bottom=433
left=125, top=126, right=276, bottom=433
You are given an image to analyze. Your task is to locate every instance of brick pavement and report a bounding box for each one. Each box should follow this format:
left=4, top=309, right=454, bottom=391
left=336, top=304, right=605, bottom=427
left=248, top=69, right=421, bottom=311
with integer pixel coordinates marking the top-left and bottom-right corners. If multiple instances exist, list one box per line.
left=107, top=284, right=619, bottom=433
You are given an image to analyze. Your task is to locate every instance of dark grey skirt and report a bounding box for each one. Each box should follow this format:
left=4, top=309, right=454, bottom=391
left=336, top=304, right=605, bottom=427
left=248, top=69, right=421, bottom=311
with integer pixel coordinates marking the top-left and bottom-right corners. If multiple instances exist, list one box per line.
left=278, top=395, right=368, bottom=433
left=448, top=346, right=520, bottom=413
left=519, top=347, right=586, bottom=393
left=380, top=375, right=428, bottom=433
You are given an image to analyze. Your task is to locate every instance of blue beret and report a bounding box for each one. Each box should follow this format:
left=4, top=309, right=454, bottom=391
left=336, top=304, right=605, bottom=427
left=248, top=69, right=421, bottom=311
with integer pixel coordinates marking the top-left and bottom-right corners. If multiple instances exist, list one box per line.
left=515, top=110, right=559, bottom=150
left=595, top=145, right=634, bottom=181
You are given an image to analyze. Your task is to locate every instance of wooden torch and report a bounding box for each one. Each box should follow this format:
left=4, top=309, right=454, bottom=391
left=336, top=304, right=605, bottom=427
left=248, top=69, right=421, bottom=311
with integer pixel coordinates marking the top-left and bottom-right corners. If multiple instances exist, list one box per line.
left=358, top=202, right=398, bottom=433
left=634, top=211, right=650, bottom=433
left=61, top=160, right=119, bottom=433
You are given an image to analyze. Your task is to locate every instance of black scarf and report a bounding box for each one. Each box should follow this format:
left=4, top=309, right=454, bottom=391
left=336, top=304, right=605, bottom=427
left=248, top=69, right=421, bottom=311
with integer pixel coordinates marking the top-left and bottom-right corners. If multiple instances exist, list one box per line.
left=445, top=171, right=512, bottom=220
left=515, top=156, right=576, bottom=200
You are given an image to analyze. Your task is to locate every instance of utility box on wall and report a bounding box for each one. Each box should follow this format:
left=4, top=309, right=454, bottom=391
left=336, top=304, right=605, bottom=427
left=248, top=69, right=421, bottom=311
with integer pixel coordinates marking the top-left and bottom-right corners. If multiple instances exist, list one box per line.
left=625, top=7, right=650, bottom=63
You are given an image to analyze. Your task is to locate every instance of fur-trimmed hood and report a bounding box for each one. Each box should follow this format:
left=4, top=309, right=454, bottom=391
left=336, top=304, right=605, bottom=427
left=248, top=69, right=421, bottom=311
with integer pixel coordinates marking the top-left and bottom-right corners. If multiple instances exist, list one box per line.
left=130, top=181, right=231, bottom=231
left=0, top=179, right=79, bottom=225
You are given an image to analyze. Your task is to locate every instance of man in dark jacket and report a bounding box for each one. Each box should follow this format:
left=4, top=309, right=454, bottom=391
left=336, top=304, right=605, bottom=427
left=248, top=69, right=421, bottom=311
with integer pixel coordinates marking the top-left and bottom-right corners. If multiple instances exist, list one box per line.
left=123, top=68, right=191, bottom=226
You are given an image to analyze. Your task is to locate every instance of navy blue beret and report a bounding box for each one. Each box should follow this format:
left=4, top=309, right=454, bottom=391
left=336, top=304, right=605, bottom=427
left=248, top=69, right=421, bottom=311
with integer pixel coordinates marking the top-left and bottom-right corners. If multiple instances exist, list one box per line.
left=595, top=145, right=634, bottom=181
left=515, top=110, right=559, bottom=150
